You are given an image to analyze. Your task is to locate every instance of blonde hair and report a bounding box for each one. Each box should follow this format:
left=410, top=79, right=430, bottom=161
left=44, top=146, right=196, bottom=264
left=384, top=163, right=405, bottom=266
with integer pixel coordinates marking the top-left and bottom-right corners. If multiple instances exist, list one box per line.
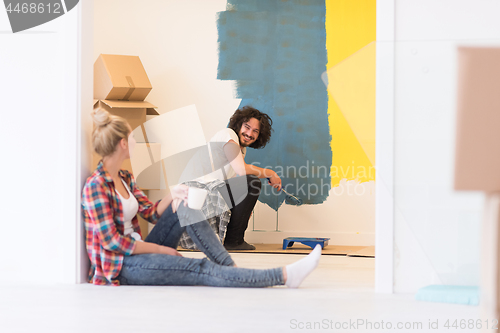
left=91, top=108, right=131, bottom=157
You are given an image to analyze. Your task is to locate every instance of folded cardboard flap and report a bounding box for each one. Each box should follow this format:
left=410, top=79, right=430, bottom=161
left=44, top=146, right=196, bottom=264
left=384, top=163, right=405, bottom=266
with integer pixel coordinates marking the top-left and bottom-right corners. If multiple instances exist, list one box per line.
left=94, top=54, right=152, bottom=101
left=98, top=100, right=159, bottom=115
left=93, top=100, right=159, bottom=133
left=93, top=100, right=145, bottom=132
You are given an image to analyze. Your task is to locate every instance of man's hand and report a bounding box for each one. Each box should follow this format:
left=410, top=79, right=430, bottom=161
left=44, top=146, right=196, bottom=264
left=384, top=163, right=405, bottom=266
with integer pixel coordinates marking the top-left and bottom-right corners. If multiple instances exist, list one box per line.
left=268, top=173, right=282, bottom=191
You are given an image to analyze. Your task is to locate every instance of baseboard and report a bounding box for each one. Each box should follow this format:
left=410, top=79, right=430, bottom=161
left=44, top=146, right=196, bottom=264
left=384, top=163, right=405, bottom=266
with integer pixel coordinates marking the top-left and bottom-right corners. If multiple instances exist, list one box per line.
left=244, top=230, right=375, bottom=246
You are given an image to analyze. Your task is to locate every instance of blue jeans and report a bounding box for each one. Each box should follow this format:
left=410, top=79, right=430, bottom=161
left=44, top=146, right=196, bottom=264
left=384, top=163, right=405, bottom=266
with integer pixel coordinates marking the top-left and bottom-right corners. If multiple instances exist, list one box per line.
left=118, top=204, right=284, bottom=287
left=217, top=174, right=262, bottom=245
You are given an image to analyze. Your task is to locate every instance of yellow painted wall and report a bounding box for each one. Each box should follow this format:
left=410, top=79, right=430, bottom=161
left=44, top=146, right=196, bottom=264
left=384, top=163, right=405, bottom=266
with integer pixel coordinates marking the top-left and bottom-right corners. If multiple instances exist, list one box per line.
left=325, top=0, right=376, bottom=186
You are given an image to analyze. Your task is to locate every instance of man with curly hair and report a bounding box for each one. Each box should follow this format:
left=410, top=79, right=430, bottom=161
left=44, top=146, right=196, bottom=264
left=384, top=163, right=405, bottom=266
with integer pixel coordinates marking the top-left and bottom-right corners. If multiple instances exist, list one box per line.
left=208, top=106, right=282, bottom=250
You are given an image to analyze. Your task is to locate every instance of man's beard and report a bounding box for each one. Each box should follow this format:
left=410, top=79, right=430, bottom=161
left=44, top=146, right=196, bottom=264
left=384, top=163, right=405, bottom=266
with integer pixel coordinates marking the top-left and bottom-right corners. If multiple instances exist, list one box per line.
left=239, top=133, right=254, bottom=147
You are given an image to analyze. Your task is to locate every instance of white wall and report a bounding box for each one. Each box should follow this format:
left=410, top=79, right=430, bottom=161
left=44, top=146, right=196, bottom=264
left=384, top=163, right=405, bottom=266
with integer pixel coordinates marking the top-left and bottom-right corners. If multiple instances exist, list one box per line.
left=246, top=181, right=374, bottom=246
left=93, top=0, right=240, bottom=141
left=0, top=3, right=88, bottom=284
left=375, top=0, right=395, bottom=293
left=93, top=0, right=375, bottom=246
left=391, top=0, right=500, bottom=293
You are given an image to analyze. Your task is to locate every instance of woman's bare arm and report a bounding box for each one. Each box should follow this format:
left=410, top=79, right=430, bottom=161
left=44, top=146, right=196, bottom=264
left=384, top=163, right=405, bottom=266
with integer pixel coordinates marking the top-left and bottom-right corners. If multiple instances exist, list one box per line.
left=132, top=241, right=182, bottom=256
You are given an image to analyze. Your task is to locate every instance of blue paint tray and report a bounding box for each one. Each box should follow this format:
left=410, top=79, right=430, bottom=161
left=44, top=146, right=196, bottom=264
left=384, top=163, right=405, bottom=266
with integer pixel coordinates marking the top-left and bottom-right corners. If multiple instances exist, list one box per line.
left=415, top=285, right=480, bottom=306
left=283, top=237, right=330, bottom=250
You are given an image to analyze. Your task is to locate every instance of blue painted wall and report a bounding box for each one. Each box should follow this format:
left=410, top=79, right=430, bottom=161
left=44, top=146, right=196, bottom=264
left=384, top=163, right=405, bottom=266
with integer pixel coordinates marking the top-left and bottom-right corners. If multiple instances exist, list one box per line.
left=217, top=0, right=331, bottom=210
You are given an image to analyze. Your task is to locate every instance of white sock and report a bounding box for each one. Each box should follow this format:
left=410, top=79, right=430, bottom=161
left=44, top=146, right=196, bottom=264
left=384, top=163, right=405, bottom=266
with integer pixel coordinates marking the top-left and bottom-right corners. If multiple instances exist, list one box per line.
left=285, top=244, right=322, bottom=288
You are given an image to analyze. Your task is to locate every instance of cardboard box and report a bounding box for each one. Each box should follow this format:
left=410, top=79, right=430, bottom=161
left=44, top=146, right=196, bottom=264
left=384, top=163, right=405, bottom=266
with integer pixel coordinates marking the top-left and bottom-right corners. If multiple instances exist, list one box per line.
left=92, top=143, right=165, bottom=190
left=138, top=215, right=152, bottom=239
left=93, top=100, right=158, bottom=132
left=138, top=190, right=150, bottom=238
left=94, top=54, right=152, bottom=101
left=135, top=114, right=159, bottom=143
left=454, top=47, right=500, bottom=191
left=147, top=189, right=170, bottom=234
left=128, top=142, right=164, bottom=190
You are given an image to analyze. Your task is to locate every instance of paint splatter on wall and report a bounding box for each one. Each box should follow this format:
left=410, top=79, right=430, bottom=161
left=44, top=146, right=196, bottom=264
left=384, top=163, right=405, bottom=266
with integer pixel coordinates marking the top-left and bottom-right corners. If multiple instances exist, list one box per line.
left=217, top=0, right=331, bottom=210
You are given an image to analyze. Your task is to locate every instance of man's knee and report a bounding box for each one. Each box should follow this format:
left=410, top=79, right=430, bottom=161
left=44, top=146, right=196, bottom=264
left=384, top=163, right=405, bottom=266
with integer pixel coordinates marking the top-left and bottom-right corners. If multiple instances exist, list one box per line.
left=247, top=175, right=261, bottom=195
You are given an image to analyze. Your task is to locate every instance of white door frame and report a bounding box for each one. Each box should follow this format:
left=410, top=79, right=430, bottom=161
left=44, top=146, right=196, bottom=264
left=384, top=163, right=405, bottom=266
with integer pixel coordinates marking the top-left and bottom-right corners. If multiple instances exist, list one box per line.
left=375, top=0, right=395, bottom=293
left=74, top=0, right=94, bottom=283
left=74, top=0, right=397, bottom=290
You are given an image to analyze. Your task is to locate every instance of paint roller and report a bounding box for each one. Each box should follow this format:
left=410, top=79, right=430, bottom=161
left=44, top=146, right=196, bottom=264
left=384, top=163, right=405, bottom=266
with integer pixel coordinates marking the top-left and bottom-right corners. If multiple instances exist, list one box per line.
left=267, top=178, right=303, bottom=206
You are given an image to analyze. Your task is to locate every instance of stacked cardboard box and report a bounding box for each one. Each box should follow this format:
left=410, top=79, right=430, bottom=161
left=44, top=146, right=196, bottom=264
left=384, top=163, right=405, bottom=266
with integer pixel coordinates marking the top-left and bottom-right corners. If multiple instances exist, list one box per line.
left=93, top=54, right=164, bottom=236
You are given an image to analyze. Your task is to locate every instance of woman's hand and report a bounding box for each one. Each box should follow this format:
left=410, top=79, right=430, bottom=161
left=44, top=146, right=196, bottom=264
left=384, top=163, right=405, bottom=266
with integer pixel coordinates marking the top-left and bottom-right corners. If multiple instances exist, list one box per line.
left=158, top=245, right=183, bottom=257
left=171, top=184, right=188, bottom=202
left=170, top=184, right=189, bottom=213
left=157, top=185, right=189, bottom=215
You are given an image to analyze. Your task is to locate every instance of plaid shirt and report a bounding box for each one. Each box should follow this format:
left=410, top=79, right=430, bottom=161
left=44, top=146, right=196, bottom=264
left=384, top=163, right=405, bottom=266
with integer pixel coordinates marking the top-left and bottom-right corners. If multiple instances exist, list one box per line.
left=178, top=180, right=231, bottom=250
left=81, top=161, right=161, bottom=286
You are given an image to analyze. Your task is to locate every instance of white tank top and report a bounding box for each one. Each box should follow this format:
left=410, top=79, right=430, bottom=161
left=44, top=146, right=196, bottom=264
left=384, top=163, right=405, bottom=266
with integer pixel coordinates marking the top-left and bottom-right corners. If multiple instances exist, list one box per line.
left=116, top=179, right=139, bottom=238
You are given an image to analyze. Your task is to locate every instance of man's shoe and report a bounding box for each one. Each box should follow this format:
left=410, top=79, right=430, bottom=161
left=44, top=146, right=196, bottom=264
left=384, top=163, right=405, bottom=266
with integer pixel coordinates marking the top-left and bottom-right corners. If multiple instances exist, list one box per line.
left=224, top=241, right=256, bottom=250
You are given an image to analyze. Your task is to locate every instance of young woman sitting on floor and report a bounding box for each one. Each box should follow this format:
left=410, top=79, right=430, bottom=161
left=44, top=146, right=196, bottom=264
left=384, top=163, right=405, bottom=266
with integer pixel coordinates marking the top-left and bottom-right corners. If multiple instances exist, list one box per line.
left=81, top=108, right=321, bottom=287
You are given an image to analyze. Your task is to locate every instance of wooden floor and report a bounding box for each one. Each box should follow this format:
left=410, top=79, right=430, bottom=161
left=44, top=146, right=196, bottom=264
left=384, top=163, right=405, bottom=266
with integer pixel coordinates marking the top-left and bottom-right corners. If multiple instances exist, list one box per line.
left=0, top=252, right=479, bottom=333
left=178, top=244, right=376, bottom=257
